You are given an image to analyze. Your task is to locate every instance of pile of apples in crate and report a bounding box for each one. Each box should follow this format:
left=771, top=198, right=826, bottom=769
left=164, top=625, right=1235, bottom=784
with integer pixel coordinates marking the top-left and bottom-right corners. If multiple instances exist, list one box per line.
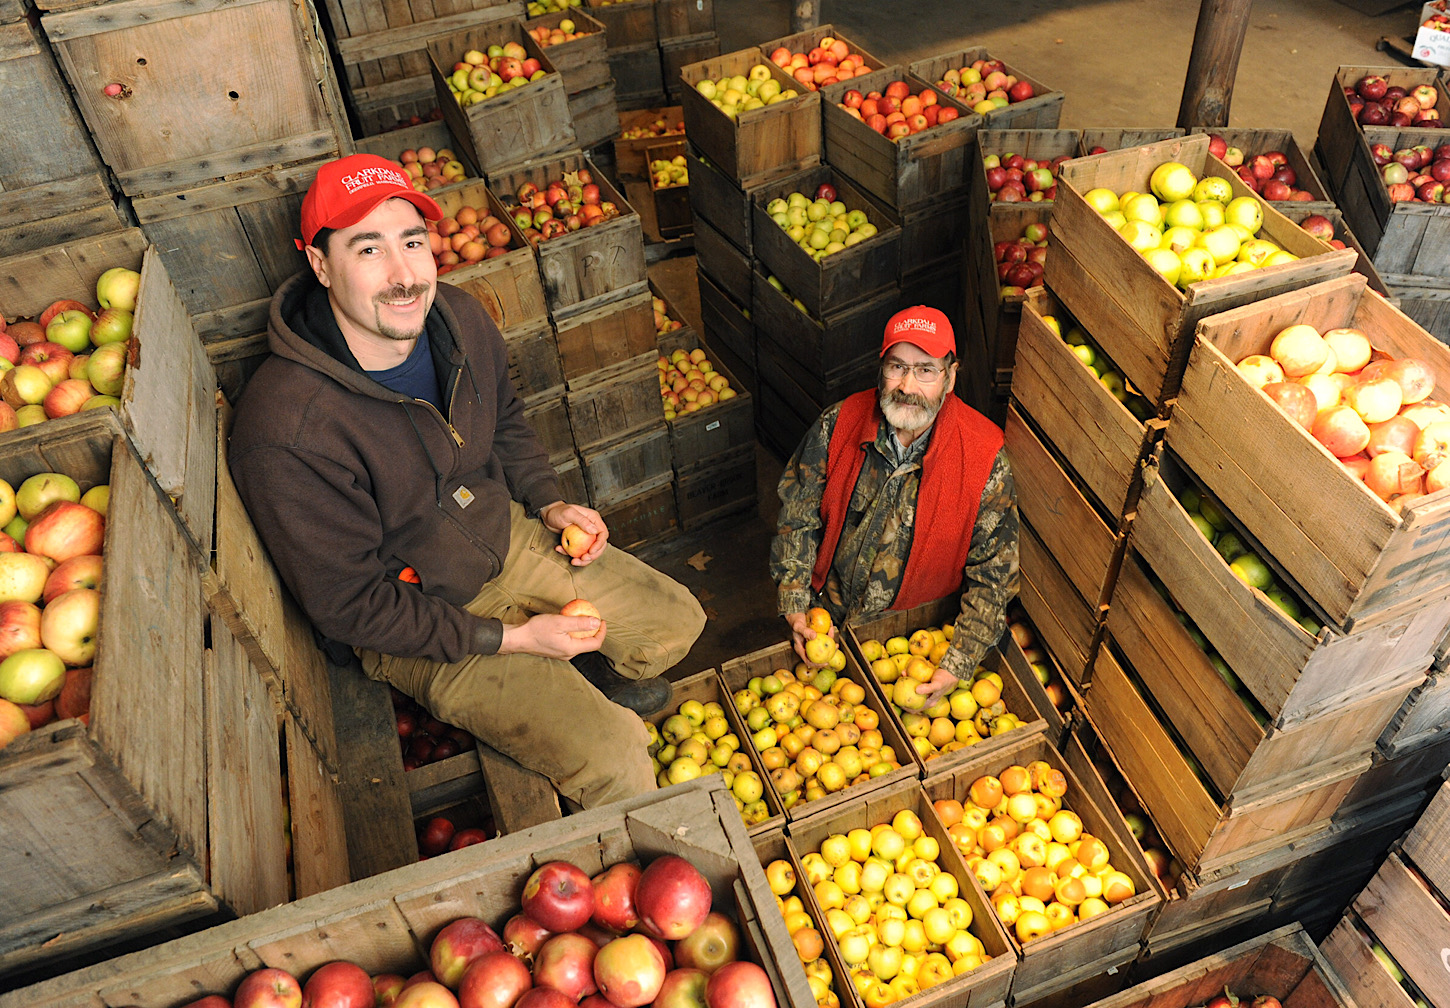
left=764, top=183, right=881, bottom=261
left=1201, top=135, right=1316, bottom=202
left=0, top=471, right=106, bottom=749
left=760, top=860, right=841, bottom=1008
left=0, top=266, right=139, bottom=430
left=1038, top=308, right=1156, bottom=421
left=658, top=347, right=737, bottom=421
left=763, top=275, right=811, bottom=316
left=651, top=156, right=689, bottom=190
left=982, top=150, right=1064, bottom=203
left=620, top=116, right=685, bottom=141
left=945, top=762, right=1138, bottom=943
left=1086, top=159, right=1305, bottom=290
left=526, top=0, right=579, bottom=14
left=646, top=697, right=770, bottom=825
left=693, top=66, right=801, bottom=119
left=766, top=37, right=872, bottom=90
left=795, top=808, right=996, bottom=1003
left=995, top=221, right=1047, bottom=297
left=1233, top=325, right=1450, bottom=503
left=1369, top=141, right=1450, bottom=205
left=399, top=145, right=468, bottom=191
left=169, top=853, right=777, bottom=1008
left=1004, top=613, right=1071, bottom=715
left=856, top=624, right=1030, bottom=763
left=392, top=687, right=480, bottom=771
left=444, top=43, right=547, bottom=107
left=1345, top=73, right=1441, bottom=128
left=416, top=813, right=489, bottom=857
left=733, top=609, right=906, bottom=809
left=428, top=203, right=519, bottom=273
left=526, top=18, right=593, bottom=48
left=835, top=81, right=961, bottom=139
left=931, top=59, right=1036, bottom=114
left=506, top=170, right=622, bottom=245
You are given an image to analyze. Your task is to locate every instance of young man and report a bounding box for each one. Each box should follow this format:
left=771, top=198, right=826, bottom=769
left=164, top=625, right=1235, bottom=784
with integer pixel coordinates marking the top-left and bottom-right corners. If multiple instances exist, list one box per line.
left=229, top=154, right=705, bottom=808
left=771, top=305, right=1018, bottom=707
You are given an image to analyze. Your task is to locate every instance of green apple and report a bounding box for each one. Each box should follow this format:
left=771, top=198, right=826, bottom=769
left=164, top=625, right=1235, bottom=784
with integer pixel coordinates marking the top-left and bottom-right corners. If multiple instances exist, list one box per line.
left=1143, top=247, right=1182, bottom=286
left=1197, top=224, right=1243, bottom=266
left=1192, top=176, right=1233, bottom=205
left=1229, top=554, right=1273, bottom=589
left=1119, top=219, right=1163, bottom=253
left=1161, top=225, right=1200, bottom=256
left=1196, top=200, right=1227, bottom=228
left=1224, top=195, right=1263, bottom=234
left=1162, top=199, right=1204, bottom=230
left=1149, top=161, right=1198, bottom=202
left=1176, top=247, right=1215, bottom=287
left=1123, top=192, right=1164, bottom=226
left=1083, top=188, right=1120, bottom=214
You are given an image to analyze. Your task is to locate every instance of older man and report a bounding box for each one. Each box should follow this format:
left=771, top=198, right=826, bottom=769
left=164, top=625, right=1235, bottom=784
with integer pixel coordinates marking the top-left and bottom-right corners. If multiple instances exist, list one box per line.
left=770, top=305, right=1018, bottom=706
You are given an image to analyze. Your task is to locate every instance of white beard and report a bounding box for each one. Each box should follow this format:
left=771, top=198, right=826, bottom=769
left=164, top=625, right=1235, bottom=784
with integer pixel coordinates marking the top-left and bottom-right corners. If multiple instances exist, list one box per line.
left=880, top=386, right=943, bottom=433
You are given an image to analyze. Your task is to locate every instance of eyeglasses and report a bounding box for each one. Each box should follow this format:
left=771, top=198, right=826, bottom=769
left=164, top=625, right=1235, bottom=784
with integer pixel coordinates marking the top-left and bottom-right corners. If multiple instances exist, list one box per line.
left=882, top=361, right=947, bottom=383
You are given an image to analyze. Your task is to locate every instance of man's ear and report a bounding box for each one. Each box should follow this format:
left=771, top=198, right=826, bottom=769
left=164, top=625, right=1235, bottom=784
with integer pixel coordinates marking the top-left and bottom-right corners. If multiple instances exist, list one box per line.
left=304, top=244, right=331, bottom=288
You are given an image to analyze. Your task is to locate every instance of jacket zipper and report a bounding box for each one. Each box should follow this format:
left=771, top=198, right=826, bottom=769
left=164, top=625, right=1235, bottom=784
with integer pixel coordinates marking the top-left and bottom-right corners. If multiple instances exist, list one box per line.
left=412, top=366, right=465, bottom=446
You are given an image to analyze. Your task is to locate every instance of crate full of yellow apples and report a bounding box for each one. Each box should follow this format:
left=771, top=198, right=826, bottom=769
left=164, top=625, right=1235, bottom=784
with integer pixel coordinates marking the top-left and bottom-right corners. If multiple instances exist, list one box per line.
left=754, top=827, right=849, bottom=1008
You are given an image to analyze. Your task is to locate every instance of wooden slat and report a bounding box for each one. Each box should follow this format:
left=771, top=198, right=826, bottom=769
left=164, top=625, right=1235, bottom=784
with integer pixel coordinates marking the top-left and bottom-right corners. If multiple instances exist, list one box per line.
left=555, top=289, right=656, bottom=381
left=285, top=716, right=351, bottom=899
left=1017, top=519, right=1097, bottom=680
left=1401, top=777, right=1450, bottom=897
left=476, top=743, right=561, bottom=834
left=565, top=352, right=661, bottom=451
left=334, top=2, right=518, bottom=64
left=582, top=424, right=672, bottom=509
left=0, top=19, right=106, bottom=190
left=1320, top=917, right=1418, bottom=1008
left=1354, top=854, right=1450, bottom=1008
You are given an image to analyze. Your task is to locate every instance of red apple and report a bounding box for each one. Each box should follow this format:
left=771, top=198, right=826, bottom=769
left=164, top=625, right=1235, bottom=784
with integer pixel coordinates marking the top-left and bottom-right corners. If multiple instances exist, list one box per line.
left=374, top=975, right=406, bottom=1008
left=674, top=913, right=739, bottom=974
left=0, top=600, right=42, bottom=660
left=514, top=991, right=571, bottom=1008
left=235, top=968, right=303, bottom=1008
left=654, top=969, right=709, bottom=1008
left=418, top=816, right=456, bottom=857
left=591, top=861, right=642, bottom=932
left=1368, top=415, right=1421, bottom=458
left=703, top=962, right=774, bottom=1008
left=635, top=855, right=712, bottom=941
left=521, top=860, right=596, bottom=932
left=1381, top=358, right=1436, bottom=404
left=503, top=914, right=553, bottom=962
left=458, top=951, right=533, bottom=1008
left=394, top=982, right=459, bottom=1008
left=1261, top=381, right=1318, bottom=429
left=449, top=828, right=488, bottom=850
left=24, top=500, right=104, bottom=564
left=41, top=587, right=100, bottom=666
left=0, top=697, right=28, bottom=748
left=1313, top=405, right=1373, bottom=458
left=430, top=918, right=505, bottom=989
left=55, top=666, right=92, bottom=721
left=533, top=933, right=598, bottom=1001
left=592, top=934, right=666, bottom=1007
left=43, top=379, right=96, bottom=419
left=18, top=698, right=54, bottom=729
left=1366, top=451, right=1423, bottom=501
left=302, top=962, right=374, bottom=1008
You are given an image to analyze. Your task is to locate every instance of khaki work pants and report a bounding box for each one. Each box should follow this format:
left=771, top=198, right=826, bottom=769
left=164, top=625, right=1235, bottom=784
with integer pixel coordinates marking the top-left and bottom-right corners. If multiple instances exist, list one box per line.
left=361, top=501, right=705, bottom=808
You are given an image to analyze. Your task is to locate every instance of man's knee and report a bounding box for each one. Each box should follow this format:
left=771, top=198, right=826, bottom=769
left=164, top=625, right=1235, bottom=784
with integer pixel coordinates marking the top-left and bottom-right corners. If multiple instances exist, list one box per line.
left=574, top=710, right=657, bottom=807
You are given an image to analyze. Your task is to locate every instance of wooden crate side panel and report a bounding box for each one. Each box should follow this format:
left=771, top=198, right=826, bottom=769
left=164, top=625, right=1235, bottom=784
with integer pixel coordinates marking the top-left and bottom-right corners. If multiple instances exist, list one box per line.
left=1402, top=777, right=1450, bottom=898
left=0, top=185, right=129, bottom=258
left=1378, top=667, right=1450, bottom=755
left=1354, top=855, right=1450, bottom=1008
left=0, top=19, right=106, bottom=189
left=581, top=424, right=671, bottom=507
left=285, top=717, right=356, bottom=900
left=609, top=42, right=665, bottom=103
left=524, top=393, right=576, bottom=462
left=694, top=215, right=753, bottom=305
left=685, top=147, right=751, bottom=253
left=586, top=0, right=656, bottom=48
left=555, top=291, right=656, bottom=380
left=655, top=0, right=713, bottom=39
left=566, top=356, right=661, bottom=450
left=674, top=443, right=756, bottom=530
left=660, top=33, right=719, bottom=103
left=205, top=617, right=290, bottom=917
left=1078, top=128, right=1186, bottom=155
left=597, top=473, right=678, bottom=549
left=1017, top=518, right=1096, bottom=680
left=1319, top=918, right=1419, bottom=1008
left=567, top=81, right=619, bottom=151
left=504, top=322, right=564, bottom=401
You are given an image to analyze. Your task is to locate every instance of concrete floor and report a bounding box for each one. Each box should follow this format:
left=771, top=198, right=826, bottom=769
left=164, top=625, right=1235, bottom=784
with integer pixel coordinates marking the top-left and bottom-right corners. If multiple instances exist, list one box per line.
left=644, top=0, right=1428, bottom=678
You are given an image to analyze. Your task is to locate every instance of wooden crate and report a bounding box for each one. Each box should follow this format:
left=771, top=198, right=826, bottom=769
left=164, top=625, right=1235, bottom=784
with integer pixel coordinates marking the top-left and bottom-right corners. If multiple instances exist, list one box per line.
left=1092, top=924, right=1356, bottom=1007
left=899, top=191, right=971, bottom=278
left=1387, top=275, right=1450, bottom=341
left=1377, top=668, right=1450, bottom=756
left=1013, top=288, right=1157, bottom=521
left=353, top=118, right=482, bottom=197
left=685, top=144, right=761, bottom=254
left=787, top=777, right=1017, bottom=1008
left=750, top=268, right=896, bottom=384
left=1004, top=405, right=1124, bottom=617
left=345, top=77, right=440, bottom=138
left=568, top=81, right=620, bottom=151
left=697, top=268, right=753, bottom=369
left=1131, top=453, right=1448, bottom=728
left=503, top=319, right=564, bottom=401
left=922, top=732, right=1162, bottom=1005
left=1338, top=732, right=1450, bottom=821
left=0, top=779, right=796, bottom=1008
left=581, top=422, right=671, bottom=507
left=997, top=613, right=1071, bottom=744
left=554, top=285, right=655, bottom=382
left=1171, top=273, right=1450, bottom=631
left=656, top=324, right=754, bottom=470
left=1081, top=639, right=1370, bottom=879
left=678, top=49, right=821, bottom=187
left=819, top=66, right=979, bottom=211
left=718, top=640, right=918, bottom=822
left=1276, top=203, right=1394, bottom=300
left=0, top=18, right=126, bottom=257
left=908, top=48, right=1063, bottom=130
left=524, top=10, right=609, bottom=95
left=614, top=105, right=685, bottom=181
left=750, top=827, right=846, bottom=1008
left=321, top=0, right=518, bottom=41
left=655, top=0, right=712, bottom=40
left=649, top=276, right=700, bottom=354
left=695, top=213, right=753, bottom=305
left=1049, top=134, right=1356, bottom=405
left=427, top=23, right=575, bottom=176
left=755, top=328, right=880, bottom=413
left=523, top=390, right=575, bottom=462
left=1017, top=514, right=1099, bottom=686
left=1078, top=128, right=1186, bottom=155
left=587, top=0, right=656, bottom=49
left=754, top=360, right=816, bottom=461
left=42, top=0, right=350, bottom=199
left=1320, top=916, right=1421, bottom=1008
left=1402, top=773, right=1450, bottom=899
left=843, top=596, right=1055, bottom=776
left=969, top=202, right=1049, bottom=388
left=554, top=451, right=587, bottom=504
left=674, top=443, right=755, bottom=529
left=597, top=470, right=678, bottom=550
left=661, top=32, right=719, bottom=104
left=565, top=349, right=660, bottom=450
left=0, top=231, right=218, bottom=558
left=646, top=139, right=692, bottom=237
left=1269, top=807, right=1415, bottom=929
left=490, top=153, right=647, bottom=317
left=1108, top=548, right=1424, bottom=801
left=756, top=25, right=886, bottom=82
left=131, top=157, right=321, bottom=342
left=609, top=42, right=666, bottom=109
left=434, top=185, right=550, bottom=335
left=1352, top=854, right=1450, bottom=1006
left=749, top=166, right=902, bottom=318
left=0, top=419, right=276, bottom=981
left=969, top=129, right=1081, bottom=211
left=1183, top=127, right=1334, bottom=212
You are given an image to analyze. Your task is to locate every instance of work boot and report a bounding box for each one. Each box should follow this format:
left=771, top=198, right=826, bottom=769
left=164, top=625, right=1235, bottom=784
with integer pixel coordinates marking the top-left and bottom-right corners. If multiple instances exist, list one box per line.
left=571, top=651, right=672, bottom=716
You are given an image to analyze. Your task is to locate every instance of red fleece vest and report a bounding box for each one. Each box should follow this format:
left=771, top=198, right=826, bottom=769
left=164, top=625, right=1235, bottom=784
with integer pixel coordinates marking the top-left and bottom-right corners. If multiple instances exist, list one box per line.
left=812, top=391, right=1004, bottom=611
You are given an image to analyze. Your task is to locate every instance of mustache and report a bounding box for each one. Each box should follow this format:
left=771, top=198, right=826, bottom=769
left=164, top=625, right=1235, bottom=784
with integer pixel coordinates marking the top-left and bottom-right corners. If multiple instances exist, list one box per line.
left=376, top=283, right=431, bottom=303
left=885, top=388, right=931, bottom=410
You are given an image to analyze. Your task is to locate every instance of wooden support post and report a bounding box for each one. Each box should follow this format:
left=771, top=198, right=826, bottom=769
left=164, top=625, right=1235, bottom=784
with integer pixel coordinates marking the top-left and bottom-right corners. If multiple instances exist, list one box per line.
left=477, top=743, right=563, bottom=834
left=790, top=0, right=817, bottom=32
left=1176, top=0, right=1253, bottom=129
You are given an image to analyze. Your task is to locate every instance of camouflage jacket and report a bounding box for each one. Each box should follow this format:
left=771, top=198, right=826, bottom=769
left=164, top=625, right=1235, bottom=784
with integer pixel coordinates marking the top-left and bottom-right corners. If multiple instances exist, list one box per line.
left=770, top=400, right=1019, bottom=678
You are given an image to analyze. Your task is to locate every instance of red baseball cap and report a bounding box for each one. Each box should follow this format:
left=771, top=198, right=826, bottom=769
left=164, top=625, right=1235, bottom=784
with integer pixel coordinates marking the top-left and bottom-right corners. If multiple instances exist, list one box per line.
left=881, top=305, right=955, bottom=359
left=295, top=153, right=443, bottom=250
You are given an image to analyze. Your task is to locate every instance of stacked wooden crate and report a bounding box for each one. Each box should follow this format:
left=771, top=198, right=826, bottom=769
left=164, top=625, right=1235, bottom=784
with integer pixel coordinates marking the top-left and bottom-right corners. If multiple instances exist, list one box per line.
left=1316, top=65, right=1450, bottom=339
left=0, top=236, right=348, bottom=984
left=656, top=0, right=717, bottom=105
left=320, top=0, right=521, bottom=135
left=1320, top=771, right=1450, bottom=1007
left=523, top=9, right=618, bottom=150
left=588, top=0, right=664, bottom=110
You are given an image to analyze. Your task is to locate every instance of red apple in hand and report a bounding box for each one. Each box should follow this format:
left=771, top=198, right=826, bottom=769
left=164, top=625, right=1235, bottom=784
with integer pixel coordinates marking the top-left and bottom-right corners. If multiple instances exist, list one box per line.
left=235, top=968, right=303, bottom=1008
left=522, top=860, right=596, bottom=932
left=591, top=862, right=642, bottom=932
left=635, top=855, right=712, bottom=941
left=430, top=918, right=504, bottom=988
left=560, top=598, right=603, bottom=639
left=301, top=962, right=374, bottom=1008
left=560, top=523, right=596, bottom=558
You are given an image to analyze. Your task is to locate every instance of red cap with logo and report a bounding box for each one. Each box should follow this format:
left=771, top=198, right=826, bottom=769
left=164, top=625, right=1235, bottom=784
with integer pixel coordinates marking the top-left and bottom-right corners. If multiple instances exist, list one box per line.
left=881, top=305, right=954, bottom=359
left=295, top=153, right=443, bottom=250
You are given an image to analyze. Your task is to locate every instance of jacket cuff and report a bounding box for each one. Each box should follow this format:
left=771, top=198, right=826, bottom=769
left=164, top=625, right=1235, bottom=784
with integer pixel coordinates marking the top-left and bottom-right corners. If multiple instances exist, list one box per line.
left=778, top=586, right=813, bottom=616
left=470, top=616, right=505, bottom=656
left=937, top=646, right=973, bottom=680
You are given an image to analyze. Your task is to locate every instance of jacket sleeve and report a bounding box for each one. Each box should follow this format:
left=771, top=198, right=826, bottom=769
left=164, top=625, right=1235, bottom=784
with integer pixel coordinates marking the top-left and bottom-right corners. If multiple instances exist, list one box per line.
left=230, top=441, right=500, bottom=664
left=938, top=448, right=1019, bottom=679
left=770, top=404, right=840, bottom=615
